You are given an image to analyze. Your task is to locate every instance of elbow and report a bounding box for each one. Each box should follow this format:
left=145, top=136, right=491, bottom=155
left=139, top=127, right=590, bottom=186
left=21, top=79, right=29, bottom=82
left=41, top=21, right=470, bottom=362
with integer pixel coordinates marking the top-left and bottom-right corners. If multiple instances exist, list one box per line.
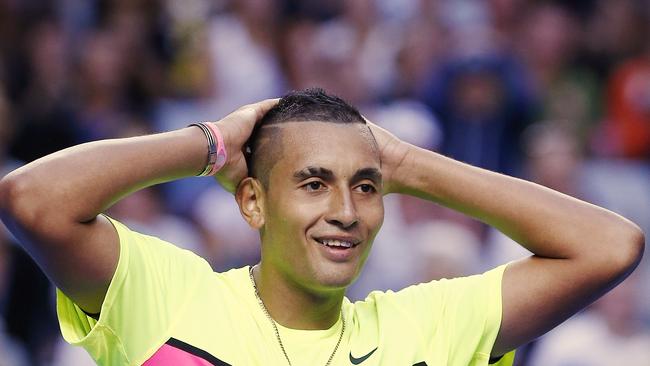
left=624, top=223, right=645, bottom=271
left=0, top=172, right=19, bottom=216
left=605, top=221, right=645, bottom=279
left=0, top=171, right=42, bottom=228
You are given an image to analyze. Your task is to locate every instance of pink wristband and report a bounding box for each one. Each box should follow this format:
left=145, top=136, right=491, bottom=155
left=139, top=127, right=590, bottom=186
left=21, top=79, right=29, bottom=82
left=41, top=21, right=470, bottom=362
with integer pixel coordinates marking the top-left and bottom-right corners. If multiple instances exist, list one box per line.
left=205, top=122, right=227, bottom=176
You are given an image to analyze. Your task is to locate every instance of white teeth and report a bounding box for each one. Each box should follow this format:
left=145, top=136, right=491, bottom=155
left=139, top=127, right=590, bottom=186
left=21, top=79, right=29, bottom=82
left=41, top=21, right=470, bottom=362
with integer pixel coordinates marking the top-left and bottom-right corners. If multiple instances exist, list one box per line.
left=319, top=239, right=354, bottom=248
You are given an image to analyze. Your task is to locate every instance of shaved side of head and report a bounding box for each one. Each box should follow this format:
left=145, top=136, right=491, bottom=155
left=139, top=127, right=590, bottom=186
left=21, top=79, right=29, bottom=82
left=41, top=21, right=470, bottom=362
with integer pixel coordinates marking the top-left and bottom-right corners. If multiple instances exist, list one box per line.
left=247, top=125, right=285, bottom=188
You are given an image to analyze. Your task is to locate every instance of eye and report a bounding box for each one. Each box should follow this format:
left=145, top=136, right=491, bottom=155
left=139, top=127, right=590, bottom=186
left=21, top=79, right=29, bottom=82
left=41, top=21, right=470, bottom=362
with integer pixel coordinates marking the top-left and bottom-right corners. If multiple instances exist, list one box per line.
left=356, top=184, right=376, bottom=193
left=304, top=181, right=324, bottom=191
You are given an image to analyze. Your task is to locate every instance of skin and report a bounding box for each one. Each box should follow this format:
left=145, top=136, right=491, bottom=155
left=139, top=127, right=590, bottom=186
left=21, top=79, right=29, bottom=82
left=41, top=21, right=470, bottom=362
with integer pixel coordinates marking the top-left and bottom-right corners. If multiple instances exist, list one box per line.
left=248, top=124, right=285, bottom=187
left=248, top=121, right=378, bottom=189
left=238, top=122, right=383, bottom=329
left=0, top=98, right=644, bottom=359
left=0, top=99, right=279, bottom=313
left=371, top=123, right=644, bottom=356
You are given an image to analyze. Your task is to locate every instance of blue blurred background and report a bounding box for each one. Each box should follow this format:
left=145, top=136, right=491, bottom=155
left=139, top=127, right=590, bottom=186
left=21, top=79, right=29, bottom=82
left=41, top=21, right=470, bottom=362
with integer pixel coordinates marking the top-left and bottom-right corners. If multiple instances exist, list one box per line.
left=1, top=0, right=649, bottom=365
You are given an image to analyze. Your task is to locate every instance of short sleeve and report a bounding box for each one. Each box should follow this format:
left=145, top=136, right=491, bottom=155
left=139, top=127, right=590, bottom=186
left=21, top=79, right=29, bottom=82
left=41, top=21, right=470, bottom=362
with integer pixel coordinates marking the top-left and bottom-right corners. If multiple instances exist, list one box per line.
left=380, top=264, right=515, bottom=365
left=56, top=216, right=212, bottom=365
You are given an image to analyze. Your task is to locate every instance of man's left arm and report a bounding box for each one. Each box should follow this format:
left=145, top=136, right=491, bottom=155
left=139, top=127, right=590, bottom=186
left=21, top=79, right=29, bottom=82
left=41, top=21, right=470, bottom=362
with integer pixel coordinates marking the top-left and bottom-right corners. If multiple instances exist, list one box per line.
left=369, top=122, right=645, bottom=358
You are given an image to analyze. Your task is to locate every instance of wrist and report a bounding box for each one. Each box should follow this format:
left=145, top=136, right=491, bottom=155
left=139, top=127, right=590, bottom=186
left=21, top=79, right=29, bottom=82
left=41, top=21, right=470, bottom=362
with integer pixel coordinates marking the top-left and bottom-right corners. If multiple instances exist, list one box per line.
left=205, top=122, right=227, bottom=174
left=189, top=122, right=228, bottom=176
left=212, top=121, right=237, bottom=167
left=382, top=140, right=412, bottom=195
left=387, top=146, right=449, bottom=200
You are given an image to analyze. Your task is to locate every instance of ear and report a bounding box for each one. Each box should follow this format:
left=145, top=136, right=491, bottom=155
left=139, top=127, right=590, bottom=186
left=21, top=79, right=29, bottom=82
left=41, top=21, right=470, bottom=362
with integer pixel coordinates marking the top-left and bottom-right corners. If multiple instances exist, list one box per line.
left=235, top=177, right=266, bottom=229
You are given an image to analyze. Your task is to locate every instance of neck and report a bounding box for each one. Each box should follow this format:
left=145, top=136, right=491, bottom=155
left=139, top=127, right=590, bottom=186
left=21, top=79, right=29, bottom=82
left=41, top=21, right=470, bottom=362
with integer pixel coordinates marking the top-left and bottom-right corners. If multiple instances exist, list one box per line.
left=251, top=263, right=345, bottom=330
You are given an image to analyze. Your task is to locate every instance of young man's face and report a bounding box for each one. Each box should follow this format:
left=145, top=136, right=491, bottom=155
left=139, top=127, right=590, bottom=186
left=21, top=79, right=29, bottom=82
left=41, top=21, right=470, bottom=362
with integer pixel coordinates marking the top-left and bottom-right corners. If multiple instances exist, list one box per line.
left=261, top=121, right=384, bottom=291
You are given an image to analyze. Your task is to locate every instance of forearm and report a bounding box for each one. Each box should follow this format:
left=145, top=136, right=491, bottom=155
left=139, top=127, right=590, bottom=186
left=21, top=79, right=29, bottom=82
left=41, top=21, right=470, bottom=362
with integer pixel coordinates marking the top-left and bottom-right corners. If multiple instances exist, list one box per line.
left=392, top=145, right=643, bottom=261
left=0, top=99, right=276, bottom=315
left=1, top=126, right=207, bottom=224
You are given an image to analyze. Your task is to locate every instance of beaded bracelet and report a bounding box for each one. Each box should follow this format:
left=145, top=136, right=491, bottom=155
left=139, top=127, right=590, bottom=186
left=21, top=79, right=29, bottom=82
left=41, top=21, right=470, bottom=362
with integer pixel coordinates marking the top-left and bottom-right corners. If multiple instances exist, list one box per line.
left=189, top=122, right=228, bottom=176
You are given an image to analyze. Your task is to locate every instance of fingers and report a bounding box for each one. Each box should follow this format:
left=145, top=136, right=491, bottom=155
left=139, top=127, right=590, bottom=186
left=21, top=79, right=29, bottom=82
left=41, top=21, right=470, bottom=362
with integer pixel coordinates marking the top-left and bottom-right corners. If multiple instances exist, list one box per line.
left=252, top=98, right=280, bottom=121
left=236, top=98, right=280, bottom=123
left=255, top=98, right=281, bottom=113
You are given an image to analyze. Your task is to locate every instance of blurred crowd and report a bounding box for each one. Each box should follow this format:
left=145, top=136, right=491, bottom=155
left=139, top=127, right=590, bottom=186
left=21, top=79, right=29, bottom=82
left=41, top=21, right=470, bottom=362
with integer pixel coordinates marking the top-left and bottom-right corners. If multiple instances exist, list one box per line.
left=1, top=0, right=650, bottom=365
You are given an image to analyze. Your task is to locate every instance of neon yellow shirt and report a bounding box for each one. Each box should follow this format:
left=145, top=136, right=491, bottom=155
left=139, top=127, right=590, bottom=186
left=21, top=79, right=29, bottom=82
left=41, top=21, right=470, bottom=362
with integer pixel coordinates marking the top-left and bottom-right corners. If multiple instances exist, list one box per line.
left=57, top=218, right=515, bottom=365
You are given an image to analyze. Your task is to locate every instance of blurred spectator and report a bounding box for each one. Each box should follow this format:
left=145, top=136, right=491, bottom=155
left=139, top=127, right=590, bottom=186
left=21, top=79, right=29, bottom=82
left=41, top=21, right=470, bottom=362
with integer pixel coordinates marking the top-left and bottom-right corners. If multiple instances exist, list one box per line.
left=516, top=3, right=600, bottom=150
left=0, top=89, right=20, bottom=177
left=105, top=1, right=169, bottom=107
left=438, top=0, right=496, bottom=59
left=421, top=55, right=536, bottom=176
left=482, top=122, right=583, bottom=271
left=528, top=275, right=650, bottom=366
left=1, top=121, right=27, bottom=365
left=412, top=220, right=482, bottom=282
left=283, top=0, right=407, bottom=104
left=0, top=232, right=29, bottom=366
left=282, top=18, right=367, bottom=104
left=0, top=85, right=33, bottom=366
left=391, top=14, right=445, bottom=98
left=368, top=100, right=442, bottom=150
left=164, top=0, right=214, bottom=99
left=207, top=0, right=286, bottom=113
left=74, top=28, right=137, bottom=141
left=595, top=42, right=650, bottom=158
left=8, top=22, right=78, bottom=162
left=516, top=4, right=579, bottom=92
left=50, top=339, right=95, bottom=366
left=156, top=0, right=288, bottom=217
left=109, top=187, right=207, bottom=257
left=486, top=0, right=526, bottom=49
left=192, top=186, right=261, bottom=271
left=0, top=86, right=11, bottom=306
left=582, top=0, right=648, bottom=81
left=2, top=245, right=59, bottom=366
left=337, top=0, right=402, bottom=101
left=522, top=122, right=583, bottom=196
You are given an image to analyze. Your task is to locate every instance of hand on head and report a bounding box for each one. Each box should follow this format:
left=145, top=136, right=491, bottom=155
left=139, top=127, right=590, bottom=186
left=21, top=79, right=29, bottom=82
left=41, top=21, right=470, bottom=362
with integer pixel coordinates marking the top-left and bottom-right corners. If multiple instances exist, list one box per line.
left=213, top=98, right=279, bottom=193
left=363, top=119, right=410, bottom=195
left=211, top=97, right=411, bottom=196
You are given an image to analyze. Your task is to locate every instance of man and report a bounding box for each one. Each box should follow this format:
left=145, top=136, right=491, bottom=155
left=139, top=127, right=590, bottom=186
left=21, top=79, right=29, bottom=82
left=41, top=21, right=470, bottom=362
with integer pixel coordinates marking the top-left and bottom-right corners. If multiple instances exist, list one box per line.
left=0, top=89, right=644, bottom=365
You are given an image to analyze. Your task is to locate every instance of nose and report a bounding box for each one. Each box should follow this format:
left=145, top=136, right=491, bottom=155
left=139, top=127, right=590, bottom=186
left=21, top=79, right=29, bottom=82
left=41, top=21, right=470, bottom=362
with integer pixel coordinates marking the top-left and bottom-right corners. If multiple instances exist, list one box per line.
left=325, top=188, right=359, bottom=229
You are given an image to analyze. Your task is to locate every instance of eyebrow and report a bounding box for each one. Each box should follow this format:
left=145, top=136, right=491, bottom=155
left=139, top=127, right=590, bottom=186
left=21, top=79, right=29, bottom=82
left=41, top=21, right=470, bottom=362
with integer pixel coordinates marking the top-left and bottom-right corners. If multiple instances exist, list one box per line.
left=351, top=167, right=382, bottom=185
left=293, top=166, right=335, bottom=182
left=292, top=166, right=382, bottom=184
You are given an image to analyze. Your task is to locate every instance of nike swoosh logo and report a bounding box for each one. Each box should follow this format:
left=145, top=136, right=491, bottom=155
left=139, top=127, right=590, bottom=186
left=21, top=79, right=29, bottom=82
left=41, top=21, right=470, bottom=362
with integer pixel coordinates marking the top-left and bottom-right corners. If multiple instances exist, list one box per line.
left=349, top=347, right=378, bottom=364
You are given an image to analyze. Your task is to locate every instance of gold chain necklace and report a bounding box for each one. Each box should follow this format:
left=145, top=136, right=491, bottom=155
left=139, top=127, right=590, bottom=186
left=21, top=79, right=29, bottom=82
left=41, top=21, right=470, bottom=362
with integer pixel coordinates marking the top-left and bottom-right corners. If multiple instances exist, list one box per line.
left=249, top=266, right=345, bottom=366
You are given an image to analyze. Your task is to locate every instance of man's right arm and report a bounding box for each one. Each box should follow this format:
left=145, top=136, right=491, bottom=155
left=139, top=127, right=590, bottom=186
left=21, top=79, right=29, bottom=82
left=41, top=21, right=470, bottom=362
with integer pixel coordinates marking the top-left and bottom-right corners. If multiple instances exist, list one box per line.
left=0, top=99, right=278, bottom=315
left=0, top=127, right=210, bottom=314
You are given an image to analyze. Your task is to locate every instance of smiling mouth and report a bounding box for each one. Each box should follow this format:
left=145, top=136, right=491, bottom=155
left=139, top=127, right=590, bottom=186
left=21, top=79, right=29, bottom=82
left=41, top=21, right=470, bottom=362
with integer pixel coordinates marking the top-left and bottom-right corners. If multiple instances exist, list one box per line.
left=314, top=238, right=361, bottom=249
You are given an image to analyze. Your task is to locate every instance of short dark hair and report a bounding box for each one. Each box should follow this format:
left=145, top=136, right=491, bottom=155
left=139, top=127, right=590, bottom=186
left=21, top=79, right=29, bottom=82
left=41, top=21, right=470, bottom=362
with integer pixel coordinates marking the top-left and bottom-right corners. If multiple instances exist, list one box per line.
left=258, top=88, right=365, bottom=126
left=245, top=88, right=367, bottom=186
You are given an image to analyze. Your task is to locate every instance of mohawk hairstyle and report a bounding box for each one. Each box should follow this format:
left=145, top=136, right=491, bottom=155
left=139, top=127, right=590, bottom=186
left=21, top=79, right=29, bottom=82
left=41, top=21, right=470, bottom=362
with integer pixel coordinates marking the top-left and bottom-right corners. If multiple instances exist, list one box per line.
left=244, top=88, right=367, bottom=186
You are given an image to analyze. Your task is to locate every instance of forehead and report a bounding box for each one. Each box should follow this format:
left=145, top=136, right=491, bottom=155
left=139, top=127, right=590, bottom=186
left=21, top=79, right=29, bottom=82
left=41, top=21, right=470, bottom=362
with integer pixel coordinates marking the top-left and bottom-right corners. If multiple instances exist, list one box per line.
left=270, top=121, right=380, bottom=178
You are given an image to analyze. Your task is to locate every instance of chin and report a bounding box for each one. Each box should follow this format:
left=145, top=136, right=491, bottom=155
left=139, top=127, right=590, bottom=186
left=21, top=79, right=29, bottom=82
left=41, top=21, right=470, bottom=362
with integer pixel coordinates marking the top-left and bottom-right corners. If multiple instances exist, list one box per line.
left=312, top=265, right=359, bottom=291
